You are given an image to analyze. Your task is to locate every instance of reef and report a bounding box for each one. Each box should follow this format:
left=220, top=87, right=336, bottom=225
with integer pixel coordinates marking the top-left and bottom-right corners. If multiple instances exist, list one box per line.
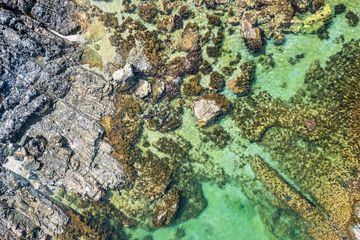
left=1, top=0, right=359, bottom=238
left=248, top=156, right=342, bottom=239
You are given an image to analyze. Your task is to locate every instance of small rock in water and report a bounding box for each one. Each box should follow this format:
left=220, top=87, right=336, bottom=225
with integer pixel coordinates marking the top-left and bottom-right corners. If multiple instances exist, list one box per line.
left=112, top=63, right=137, bottom=92
left=135, top=80, right=151, bottom=98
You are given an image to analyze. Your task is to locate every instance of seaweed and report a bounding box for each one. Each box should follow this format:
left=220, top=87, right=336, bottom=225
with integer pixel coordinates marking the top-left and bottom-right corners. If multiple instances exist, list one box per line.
left=345, top=11, right=359, bottom=27
left=182, top=74, right=204, bottom=97
left=209, top=71, right=225, bottom=91
left=199, top=60, right=212, bottom=74
left=207, top=14, right=221, bottom=26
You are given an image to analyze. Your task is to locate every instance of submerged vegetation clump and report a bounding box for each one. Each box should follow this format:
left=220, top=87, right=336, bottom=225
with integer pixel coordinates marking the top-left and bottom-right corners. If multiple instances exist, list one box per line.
left=137, top=4, right=157, bottom=22
left=199, top=125, right=232, bottom=149
left=199, top=60, right=212, bottom=75
left=182, top=74, right=205, bottom=97
left=209, top=71, right=225, bottom=91
left=258, top=53, right=275, bottom=70
left=345, top=11, right=359, bottom=27
left=228, top=60, right=256, bottom=95
left=206, top=29, right=224, bottom=58
left=334, top=3, right=346, bottom=16
left=207, top=14, right=221, bottom=26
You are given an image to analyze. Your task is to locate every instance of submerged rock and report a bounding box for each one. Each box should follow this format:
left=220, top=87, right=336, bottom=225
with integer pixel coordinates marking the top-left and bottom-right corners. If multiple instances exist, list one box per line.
left=191, top=93, right=230, bottom=126
left=228, top=60, right=256, bottom=95
left=153, top=186, right=180, bottom=228
left=302, top=4, right=331, bottom=34
left=127, top=47, right=153, bottom=74
left=240, top=21, right=264, bottom=53
left=151, top=79, right=166, bottom=102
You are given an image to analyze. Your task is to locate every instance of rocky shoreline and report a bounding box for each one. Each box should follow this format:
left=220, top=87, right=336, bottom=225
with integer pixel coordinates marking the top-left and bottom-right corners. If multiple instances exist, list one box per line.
left=0, top=1, right=127, bottom=238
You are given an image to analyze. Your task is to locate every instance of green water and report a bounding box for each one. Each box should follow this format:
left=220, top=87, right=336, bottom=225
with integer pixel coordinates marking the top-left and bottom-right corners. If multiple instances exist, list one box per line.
left=80, top=0, right=360, bottom=239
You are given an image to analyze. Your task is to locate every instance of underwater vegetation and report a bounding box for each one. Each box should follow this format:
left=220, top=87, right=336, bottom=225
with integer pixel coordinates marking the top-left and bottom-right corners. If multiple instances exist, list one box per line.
left=230, top=39, right=360, bottom=239
left=52, top=0, right=360, bottom=239
left=228, top=60, right=256, bottom=95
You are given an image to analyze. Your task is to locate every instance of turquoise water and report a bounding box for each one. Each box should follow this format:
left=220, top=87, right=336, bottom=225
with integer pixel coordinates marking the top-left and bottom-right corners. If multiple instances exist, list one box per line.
left=71, top=0, right=360, bottom=239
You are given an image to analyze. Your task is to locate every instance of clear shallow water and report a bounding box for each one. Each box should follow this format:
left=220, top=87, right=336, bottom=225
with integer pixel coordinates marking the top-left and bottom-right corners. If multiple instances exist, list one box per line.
left=73, top=0, right=360, bottom=239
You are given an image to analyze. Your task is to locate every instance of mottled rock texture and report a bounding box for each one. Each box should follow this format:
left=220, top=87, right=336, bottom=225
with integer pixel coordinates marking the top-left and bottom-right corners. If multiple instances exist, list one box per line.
left=0, top=1, right=126, bottom=239
left=0, top=166, right=69, bottom=239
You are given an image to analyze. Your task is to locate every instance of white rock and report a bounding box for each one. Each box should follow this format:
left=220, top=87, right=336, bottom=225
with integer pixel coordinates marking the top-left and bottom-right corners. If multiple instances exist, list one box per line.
left=152, top=79, right=165, bottom=100
left=352, top=224, right=360, bottom=240
left=135, top=80, right=151, bottom=98
left=192, top=99, right=220, bottom=125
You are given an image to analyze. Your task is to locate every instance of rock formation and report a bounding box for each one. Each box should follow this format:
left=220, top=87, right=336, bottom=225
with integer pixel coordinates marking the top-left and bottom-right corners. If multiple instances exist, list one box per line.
left=0, top=2, right=127, bottom=239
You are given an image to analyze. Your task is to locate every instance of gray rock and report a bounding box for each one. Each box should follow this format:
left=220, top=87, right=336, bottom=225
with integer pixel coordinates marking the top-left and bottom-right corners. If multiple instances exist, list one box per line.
left=0, top=3, right=128, bottom=238
left=27, top=135, right=47, bottom=157
left=0, top=166, right=69, bottom=239
left=28, top=171, right=38, bottom=180
left=64, top=71, right=116, bottom=121
left=127, top=47, right=153, bottom=73
left=112, top=63, right=137, bottom=92
left=23, top=156, right=41, bottom=171
left=242, top=11, right=257, bottom=25
left=104, top=62, right=119, bottom=81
